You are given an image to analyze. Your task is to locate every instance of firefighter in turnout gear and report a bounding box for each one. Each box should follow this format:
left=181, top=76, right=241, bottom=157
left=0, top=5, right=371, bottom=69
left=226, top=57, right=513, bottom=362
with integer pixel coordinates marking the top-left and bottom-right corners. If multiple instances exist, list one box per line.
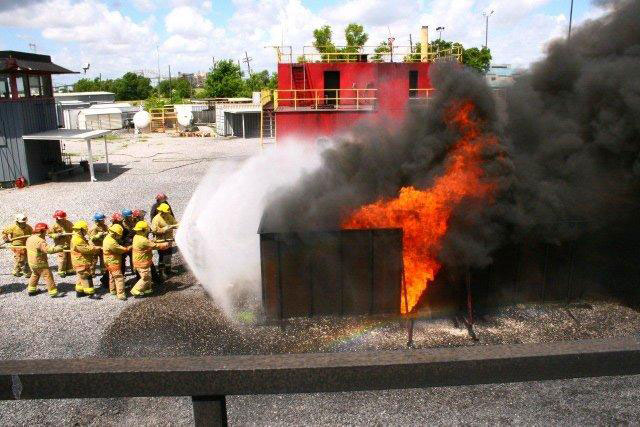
left=26, top=223, right=64, bottom=297
left=2, top=213, right=33, bottom=277
left=102, top=224, right=130, bottom=300
left=70, top=220, right=101, bottom=297
left=151, top=203, right=179, bottom=277
left=130, top=221, right=169, bottom=297
left=49, top=210, right=73, bottom=276
left=89, top=212, right=109, bottom=287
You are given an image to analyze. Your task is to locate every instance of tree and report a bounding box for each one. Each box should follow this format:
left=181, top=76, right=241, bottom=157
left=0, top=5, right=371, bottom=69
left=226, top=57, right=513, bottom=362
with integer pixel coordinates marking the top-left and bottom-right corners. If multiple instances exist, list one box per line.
left=72, top=77, right=115, bottom=93
left=245, top=70, right=278, bottom=93
left=462, top=47, right=492, bottom=73
left=113, top=72, right=152, bottom=101
left=311, top=23, right=369, bottom=61
left=157, top=78, right=192, bottom=99
left=204, top=60, right=246, bottom=98
left=372, top=41, right=391, bottom=62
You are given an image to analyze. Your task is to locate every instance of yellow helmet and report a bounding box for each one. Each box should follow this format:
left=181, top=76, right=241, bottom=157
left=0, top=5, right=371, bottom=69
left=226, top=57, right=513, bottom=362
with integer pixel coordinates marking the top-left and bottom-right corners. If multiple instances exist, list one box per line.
left=133, top=220, right=149, bottom=231
left=157, top=203, right=171, bottom=213
left=109, top=223, right=124, bottom=236
left=72, top=220, right=89, bottom=231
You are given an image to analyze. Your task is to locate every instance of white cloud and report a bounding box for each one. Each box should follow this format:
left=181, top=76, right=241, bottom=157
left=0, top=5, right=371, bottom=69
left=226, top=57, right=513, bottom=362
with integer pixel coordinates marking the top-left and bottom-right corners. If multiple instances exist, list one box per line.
left=165, top=6, right=214, bottom=36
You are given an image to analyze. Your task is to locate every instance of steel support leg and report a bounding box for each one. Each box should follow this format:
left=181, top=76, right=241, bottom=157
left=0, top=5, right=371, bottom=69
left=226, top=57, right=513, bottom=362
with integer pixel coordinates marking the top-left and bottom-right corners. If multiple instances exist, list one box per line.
left=192, top=395, right=228, bottom=427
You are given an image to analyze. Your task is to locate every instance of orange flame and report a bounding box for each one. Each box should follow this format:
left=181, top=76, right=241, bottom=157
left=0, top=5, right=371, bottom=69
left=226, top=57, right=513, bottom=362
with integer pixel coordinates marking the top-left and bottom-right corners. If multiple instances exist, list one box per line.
left=342, top=101, right=496, bottom=313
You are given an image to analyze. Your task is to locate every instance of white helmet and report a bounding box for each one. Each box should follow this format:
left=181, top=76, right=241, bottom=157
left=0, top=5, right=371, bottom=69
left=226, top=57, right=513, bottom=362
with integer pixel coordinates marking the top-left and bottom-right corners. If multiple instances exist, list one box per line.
left=15, top=213, right=27, bottom=223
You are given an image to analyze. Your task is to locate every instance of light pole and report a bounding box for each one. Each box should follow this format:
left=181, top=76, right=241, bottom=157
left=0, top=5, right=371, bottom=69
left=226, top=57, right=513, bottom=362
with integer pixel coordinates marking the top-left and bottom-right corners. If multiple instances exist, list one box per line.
left=483, top=10, right=494, bottom=49
left=568, top=0, right=574, bottom=39
left=436, top=26, right=445, bottom=41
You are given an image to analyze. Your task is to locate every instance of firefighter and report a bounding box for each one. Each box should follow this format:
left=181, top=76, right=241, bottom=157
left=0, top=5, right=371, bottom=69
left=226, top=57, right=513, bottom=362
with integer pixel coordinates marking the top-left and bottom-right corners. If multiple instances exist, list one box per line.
left=150, top=193, right=173, bottom=220
left=130, top=221, right=169, bottom=297
left=89, top=213, right=109, bottom=287
left=2, top=213, right=33, bottom=277
left=133, top=209, right=161, bottom=284
left=151, top=203, right=179, bottom=277
left=70, top=220, right=101, bottom=297
left=102, top=224, right=130, bottom=300
left=49, top=210, right=74, bottom=277
left=121, top=209, right=135, bottom=275
left=25, top=223, right=64, bottom=297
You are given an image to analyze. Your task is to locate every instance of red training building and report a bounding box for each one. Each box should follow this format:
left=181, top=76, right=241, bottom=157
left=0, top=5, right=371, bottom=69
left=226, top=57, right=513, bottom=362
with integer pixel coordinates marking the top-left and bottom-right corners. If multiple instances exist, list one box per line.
left=271, top=27, right=461, bottom=144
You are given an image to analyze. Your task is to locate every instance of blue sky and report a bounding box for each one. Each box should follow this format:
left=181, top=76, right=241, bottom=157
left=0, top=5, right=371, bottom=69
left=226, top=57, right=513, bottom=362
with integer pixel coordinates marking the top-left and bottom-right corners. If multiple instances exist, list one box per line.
left=0, top=0, right=603, bottom=86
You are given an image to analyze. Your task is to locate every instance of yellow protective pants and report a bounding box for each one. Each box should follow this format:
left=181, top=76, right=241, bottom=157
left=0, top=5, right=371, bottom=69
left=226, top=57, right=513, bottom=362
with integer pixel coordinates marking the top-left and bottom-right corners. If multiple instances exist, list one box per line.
left=12, top=249, right=30, bottom=276
left=56, top=251, right=72, bottom=274
left=75, top=269, right=94, bottom=295
left=28, top=268, right=56, bottom=293
left=108, top=268, right=126, bottom=298
left=131, top=267, right=152, bottom=294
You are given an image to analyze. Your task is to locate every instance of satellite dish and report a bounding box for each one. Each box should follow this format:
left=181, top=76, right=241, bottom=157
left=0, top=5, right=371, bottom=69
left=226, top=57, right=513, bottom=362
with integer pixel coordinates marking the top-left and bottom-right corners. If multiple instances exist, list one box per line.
left=177, top=110, right=193, bottom=127
left=133, top=110, right=151, bottom=130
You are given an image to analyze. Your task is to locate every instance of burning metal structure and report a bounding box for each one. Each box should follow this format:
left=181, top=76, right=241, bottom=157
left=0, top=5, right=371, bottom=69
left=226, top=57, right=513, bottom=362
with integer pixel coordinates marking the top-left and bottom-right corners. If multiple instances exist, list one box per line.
left=260, top=0, right=640, bottom=320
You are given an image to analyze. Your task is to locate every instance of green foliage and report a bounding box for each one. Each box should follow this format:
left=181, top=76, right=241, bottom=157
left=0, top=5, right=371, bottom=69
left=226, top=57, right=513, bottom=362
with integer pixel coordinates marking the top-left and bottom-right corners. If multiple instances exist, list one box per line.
left=245, top=70, right=278, bottom=93
left=344, top=23, right=368, bottom=49
left=204, top=59, right=246, bottom=98
left=157, top=78, right=192, bottom=99
left=311, top=23, right=369, bottom=61
left=144, top=95, right=166, bottom=111
left=372, top=41, right=391, bottom=62
left=112, top=72, right=153, bottom=101
left=462, top=47, right=492, bottom=73
left=72, top=77, right=115, bottom=93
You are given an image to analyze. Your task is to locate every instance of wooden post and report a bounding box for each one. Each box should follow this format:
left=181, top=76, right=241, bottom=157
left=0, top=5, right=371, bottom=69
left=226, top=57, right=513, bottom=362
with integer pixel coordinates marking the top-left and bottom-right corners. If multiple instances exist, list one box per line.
left=192, top=395, right=228, bottom=427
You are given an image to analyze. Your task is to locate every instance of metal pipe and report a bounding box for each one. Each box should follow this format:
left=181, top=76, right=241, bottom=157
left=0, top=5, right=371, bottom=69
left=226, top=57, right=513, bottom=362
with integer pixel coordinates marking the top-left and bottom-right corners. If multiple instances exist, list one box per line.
left=420, top=26, right=429, bottom=62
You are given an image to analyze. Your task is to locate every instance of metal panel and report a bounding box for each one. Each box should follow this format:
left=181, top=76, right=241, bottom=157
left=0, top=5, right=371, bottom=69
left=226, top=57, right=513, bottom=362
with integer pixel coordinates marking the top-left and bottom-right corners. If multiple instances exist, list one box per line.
left=341, top=230, right=373, bottom=315
left=372, top=229, right=403, bottom=314
left=260, top=229, right=402, bottom=320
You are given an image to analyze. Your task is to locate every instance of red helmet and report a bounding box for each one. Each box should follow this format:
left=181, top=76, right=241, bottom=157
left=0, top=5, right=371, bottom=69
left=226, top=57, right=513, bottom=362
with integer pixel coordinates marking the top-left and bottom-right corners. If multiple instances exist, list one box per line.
left=132, top=209, right=145, bottom=219
left=53, top=210, right=67, bottom=219
left=110, top=213, right=123, bottom=222
left=156, top=193, right=167, bottom=201
left=34, top=223, right=48, bottom=233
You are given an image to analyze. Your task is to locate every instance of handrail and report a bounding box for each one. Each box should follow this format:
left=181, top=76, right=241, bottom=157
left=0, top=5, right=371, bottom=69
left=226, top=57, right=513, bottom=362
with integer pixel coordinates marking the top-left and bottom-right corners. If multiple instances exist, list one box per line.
left=274, top=88, right=378, bottom=110
left=409, top=88, right=437, bottom=99
left=271, top=45, right=462, bottom=64
left=1, top=338, right=640, bottom=426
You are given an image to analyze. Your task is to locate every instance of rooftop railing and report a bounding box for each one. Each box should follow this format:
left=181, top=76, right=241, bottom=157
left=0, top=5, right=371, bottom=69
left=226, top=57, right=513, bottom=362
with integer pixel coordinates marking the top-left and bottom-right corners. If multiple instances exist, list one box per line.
left=270, top=45, right=462, bottom=64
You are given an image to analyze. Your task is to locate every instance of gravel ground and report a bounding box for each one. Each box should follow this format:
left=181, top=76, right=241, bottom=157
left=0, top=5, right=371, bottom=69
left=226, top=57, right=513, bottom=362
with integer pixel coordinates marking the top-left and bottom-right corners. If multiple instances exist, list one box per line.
left=1, top=134, right=640, bottom=425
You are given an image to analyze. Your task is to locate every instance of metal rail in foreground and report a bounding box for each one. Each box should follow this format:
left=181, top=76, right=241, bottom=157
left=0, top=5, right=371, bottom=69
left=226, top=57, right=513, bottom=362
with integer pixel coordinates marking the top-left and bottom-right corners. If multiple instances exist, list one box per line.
left=2, top=337, right=640, bottom=426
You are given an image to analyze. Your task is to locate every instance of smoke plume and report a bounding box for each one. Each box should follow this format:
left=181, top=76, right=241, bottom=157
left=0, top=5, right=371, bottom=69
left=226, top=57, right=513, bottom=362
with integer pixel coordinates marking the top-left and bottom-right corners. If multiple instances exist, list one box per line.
left=262, top=0, right=640, bottom=276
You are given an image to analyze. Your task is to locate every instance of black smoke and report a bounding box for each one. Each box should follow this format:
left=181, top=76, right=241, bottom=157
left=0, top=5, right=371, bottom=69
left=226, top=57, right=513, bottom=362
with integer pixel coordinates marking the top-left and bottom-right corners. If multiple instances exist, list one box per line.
left=262, top=0, right=640, bottom=288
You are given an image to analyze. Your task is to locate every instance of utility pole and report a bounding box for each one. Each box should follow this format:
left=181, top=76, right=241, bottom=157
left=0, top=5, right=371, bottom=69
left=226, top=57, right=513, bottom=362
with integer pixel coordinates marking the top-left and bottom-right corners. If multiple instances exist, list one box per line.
left=168, top=65, right=172, bottom=96
left=28, top=43, right=36, bottom=53
left=156, top=44, right=161, bottom=86
left=568, top=0, right=574, bottom=40
left=212, top=56, right=216, bottom=69
left=243, top=51, right=253, bottom=75
left=436, top=26, right=445, bottom=41
left=483, top=10, right=494, bottom=49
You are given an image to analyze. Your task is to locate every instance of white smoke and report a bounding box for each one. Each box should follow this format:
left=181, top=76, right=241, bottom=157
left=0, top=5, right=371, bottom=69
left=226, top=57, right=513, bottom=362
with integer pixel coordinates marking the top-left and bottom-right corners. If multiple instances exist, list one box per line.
left=176, top=144, right=322, bottom=318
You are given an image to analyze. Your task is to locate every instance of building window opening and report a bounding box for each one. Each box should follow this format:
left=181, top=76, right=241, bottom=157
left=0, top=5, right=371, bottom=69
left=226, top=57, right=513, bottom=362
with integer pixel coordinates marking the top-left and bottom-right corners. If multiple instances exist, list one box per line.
left=0, top=74, right=11, bottom=99
left=15, top=75, right=26, bottom=98
left=409, top=70, right=418, bottom=98
left=29, top=75, right=42, bottom=97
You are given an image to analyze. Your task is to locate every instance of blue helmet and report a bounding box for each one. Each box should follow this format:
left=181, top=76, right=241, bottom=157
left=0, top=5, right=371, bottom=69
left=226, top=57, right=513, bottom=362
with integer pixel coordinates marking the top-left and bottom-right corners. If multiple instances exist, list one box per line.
left=93, top=212, right=106, bottom=221
left=121, top=209, right=133, bottom=217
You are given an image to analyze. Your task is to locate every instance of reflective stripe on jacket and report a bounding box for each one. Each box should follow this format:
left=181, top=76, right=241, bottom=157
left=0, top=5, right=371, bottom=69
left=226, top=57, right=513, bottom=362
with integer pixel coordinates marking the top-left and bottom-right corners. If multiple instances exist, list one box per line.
left=132, top=234, right=165, bottom=268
